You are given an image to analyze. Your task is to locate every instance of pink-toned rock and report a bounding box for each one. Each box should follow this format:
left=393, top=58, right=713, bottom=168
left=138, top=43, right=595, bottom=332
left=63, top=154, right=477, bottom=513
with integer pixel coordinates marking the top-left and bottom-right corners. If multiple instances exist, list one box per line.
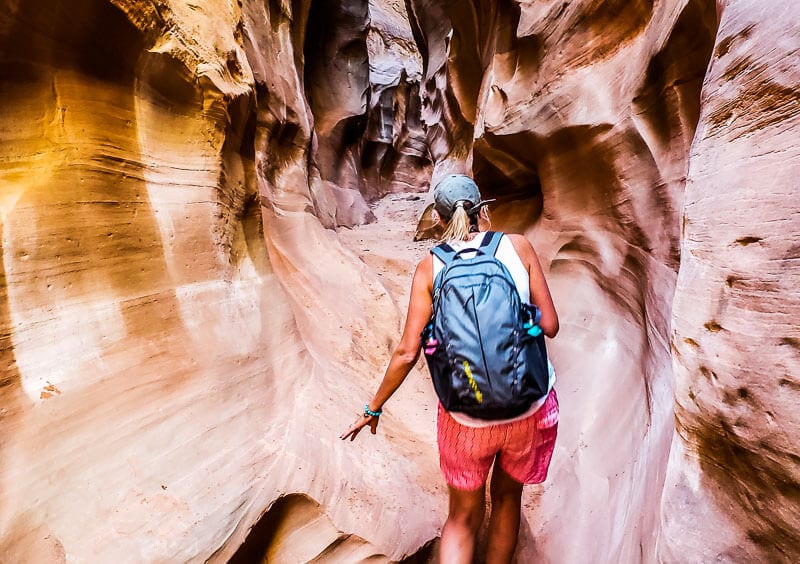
left=362, top=0, right=431, bottom=199
left=0, top=1, right=437, bottom=561
left=660, top=1, right=800, bottom=561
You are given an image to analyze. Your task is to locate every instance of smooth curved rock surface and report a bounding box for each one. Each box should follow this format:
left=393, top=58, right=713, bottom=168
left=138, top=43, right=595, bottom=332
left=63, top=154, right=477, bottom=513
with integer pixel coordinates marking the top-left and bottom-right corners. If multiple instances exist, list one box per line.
left=660, top=1, right=800, bottom=561
left=0, top=1, right=438, bottom=561
left=361, top=0, right=431, bottom=200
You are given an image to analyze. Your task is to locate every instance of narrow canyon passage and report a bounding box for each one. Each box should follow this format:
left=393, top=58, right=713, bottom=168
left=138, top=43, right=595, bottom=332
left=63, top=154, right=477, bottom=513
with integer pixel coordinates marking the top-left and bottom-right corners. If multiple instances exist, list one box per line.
left=0, top=1, right=798, bottom=563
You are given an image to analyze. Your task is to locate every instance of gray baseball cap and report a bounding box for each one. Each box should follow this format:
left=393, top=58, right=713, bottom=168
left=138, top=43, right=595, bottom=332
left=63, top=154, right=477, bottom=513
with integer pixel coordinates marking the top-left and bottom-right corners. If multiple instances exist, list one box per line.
left=433, top=174, right=495, bottom=220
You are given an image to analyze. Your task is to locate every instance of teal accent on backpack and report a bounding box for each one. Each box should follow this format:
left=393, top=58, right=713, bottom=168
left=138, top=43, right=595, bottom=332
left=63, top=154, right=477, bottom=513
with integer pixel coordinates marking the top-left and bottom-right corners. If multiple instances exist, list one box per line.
left=422, top=231, right=549, bottom=420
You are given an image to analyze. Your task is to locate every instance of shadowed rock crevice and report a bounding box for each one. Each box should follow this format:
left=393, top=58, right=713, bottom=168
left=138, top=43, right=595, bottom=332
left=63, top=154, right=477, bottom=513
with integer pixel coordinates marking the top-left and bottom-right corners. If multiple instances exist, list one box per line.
left=218, top=91, right=270, bottom=275
left=361, top=72, right=431, bottom=199
left=632, top=0, right=716, bottom=147
left=472, top=132, right=543, bottom=234
left=0, top=0, right=142, bottom=81
left=303, top=0, right=371, bottom=203
left=630, top=0, right=718, bottom=269
left=228, top=493, right=436, bottom=563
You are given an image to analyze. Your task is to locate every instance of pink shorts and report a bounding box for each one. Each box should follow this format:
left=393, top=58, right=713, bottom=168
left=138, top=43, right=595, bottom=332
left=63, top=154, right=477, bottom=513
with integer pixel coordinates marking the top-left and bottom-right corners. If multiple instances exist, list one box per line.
left=437, top=389, right=559, bottom=491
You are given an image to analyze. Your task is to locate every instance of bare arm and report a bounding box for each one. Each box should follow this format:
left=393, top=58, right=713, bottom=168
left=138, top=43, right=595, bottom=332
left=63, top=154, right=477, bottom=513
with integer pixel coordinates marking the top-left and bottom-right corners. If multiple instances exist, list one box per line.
left=507, top=233, right=559, bottom=338
left=340, top=255, right=434, bottom=440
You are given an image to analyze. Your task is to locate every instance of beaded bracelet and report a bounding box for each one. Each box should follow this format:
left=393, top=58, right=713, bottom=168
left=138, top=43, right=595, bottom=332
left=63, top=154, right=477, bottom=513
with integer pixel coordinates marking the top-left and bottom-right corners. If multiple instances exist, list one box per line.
left=364, top=404, right=383, bottom=417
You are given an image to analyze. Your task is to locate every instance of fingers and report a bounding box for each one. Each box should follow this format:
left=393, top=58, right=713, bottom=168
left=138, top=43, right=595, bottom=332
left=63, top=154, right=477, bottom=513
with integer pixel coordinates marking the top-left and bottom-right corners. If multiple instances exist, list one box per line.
left=339, top=424, right=362, bottom=441
left=339, top=417, right=367, bottom=441
left=340, top=415, right=379, bottom=441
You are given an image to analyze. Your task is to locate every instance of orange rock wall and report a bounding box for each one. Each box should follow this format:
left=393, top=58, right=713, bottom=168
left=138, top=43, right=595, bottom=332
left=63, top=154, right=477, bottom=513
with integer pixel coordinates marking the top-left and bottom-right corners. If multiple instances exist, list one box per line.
left=0, top=1, right=435, bottom=561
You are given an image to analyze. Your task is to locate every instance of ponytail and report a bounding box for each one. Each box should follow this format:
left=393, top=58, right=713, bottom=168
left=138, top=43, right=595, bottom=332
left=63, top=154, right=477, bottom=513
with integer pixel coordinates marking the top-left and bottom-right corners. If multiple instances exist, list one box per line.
left=441, top=203, right=471, bottom=241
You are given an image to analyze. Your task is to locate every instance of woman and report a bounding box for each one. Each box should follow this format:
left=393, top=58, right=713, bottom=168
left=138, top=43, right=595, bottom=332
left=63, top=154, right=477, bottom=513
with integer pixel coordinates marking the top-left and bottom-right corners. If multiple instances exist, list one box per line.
left=341, top=174, right=559, bottom=563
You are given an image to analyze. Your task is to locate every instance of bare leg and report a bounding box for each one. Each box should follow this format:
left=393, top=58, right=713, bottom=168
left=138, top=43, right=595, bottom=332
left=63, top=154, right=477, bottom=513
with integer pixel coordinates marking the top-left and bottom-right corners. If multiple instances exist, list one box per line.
left=439, top=484, right=486, bottom=564
left=485, top=466, right=524, bottom=564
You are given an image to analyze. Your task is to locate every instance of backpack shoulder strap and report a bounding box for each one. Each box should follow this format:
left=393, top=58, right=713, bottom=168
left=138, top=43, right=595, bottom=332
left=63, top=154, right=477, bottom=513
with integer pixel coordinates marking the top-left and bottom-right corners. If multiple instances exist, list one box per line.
left=431, top=242, right=457, bottom=265
left=480, top=231, right=503, bottom=257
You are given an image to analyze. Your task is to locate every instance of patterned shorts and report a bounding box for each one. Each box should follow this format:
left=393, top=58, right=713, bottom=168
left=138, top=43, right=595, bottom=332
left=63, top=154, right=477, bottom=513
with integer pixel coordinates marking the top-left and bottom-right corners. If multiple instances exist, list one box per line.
left=437, top=389, right=559, bottom=491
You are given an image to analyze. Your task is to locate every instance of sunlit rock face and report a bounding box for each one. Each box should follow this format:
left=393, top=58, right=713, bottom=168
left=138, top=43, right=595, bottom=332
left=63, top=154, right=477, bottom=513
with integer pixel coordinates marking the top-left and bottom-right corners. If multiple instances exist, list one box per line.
left=661, top=1, right=800, bottom=561
left=406, top=0, right=718, bottom=560
left=0, top=0, right=437, bottom=561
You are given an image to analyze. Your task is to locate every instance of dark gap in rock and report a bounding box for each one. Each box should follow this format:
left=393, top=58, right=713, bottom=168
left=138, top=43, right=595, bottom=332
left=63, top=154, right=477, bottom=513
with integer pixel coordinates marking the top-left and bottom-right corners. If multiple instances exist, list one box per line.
left=341, top=114, right=369, bottom=148
left=472, top=134, right=541, bottom=199
left=302, top=0, right=370, bottom=212
left=228, top=493, right=398, bottom=563
left=303, top=0, right=369, bottom=123
left=632, top=0, right=717, bottom=140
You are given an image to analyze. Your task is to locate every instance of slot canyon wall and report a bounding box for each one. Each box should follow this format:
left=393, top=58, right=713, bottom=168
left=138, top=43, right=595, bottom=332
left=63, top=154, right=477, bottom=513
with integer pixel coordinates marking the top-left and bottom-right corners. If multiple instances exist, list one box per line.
left=0, top=1, right=797, bottom=563
left=405, top=0, right=800, bottom=561
left=660, top=1, right=800, bottom=561
left=0, top=0, right=436, bottom=561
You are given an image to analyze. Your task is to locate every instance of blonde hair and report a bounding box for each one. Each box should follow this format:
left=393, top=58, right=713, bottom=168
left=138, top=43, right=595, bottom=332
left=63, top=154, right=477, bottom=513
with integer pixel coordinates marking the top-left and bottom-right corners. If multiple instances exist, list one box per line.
left=440, top=204, right=490, bottom=242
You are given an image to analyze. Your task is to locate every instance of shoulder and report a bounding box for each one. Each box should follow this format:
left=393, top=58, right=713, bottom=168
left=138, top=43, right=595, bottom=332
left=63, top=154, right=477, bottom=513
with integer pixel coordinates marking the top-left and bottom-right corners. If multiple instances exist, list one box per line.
left=410, top=253, right=434, bottom=295
left=501, top=232, right=527, bottom=245
left=499, top=232, right=537, bottom=265
left=414, top=253, right=434, bottom=284
left=501, top=232, right=534, bottom=253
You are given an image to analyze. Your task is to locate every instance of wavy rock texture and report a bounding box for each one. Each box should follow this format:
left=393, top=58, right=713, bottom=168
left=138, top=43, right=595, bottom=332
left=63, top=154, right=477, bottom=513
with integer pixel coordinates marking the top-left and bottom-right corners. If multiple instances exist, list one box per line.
left=361, top=0, right=430, bottom=200
left=406, top=0, right=719, bottom=560
left=660, top=1, right=800, bottom=561
left=0, top=0, right=437, bottom=561
left=306, top=0, right=429, bottom=218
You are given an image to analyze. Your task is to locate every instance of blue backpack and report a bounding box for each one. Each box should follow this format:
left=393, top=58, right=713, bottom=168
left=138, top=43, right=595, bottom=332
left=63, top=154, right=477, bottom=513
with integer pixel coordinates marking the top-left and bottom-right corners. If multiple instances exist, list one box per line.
left=422, top=232, right=549, bottom=419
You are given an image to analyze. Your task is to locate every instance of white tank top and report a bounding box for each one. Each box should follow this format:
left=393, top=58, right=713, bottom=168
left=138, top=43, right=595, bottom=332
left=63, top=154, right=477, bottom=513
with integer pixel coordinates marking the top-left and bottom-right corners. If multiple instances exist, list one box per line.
left=431, top=232, right=555, bottom=427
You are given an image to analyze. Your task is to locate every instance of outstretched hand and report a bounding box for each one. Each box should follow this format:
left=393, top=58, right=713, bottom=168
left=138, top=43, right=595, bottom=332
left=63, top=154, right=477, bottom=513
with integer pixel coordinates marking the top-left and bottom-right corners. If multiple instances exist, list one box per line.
left=340, top=413, right=380, bottom=441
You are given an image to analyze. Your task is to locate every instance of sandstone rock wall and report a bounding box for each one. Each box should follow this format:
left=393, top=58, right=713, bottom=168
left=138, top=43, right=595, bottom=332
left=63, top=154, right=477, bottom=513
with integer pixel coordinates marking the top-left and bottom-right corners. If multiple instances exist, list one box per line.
left=1, top=0, right=798, bottom=562
left=361, top=0, right=430, bottom=200
left=660, top=1, right=800, bottom=561
left=0, top=1, right=436, bottom=561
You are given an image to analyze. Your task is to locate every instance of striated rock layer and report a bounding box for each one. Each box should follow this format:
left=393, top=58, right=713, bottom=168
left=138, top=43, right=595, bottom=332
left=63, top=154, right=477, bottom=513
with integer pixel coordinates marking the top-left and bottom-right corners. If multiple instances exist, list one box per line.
left=660, top=1, right=800, bottom=561
left=0, top=0, right=436, bottom=561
